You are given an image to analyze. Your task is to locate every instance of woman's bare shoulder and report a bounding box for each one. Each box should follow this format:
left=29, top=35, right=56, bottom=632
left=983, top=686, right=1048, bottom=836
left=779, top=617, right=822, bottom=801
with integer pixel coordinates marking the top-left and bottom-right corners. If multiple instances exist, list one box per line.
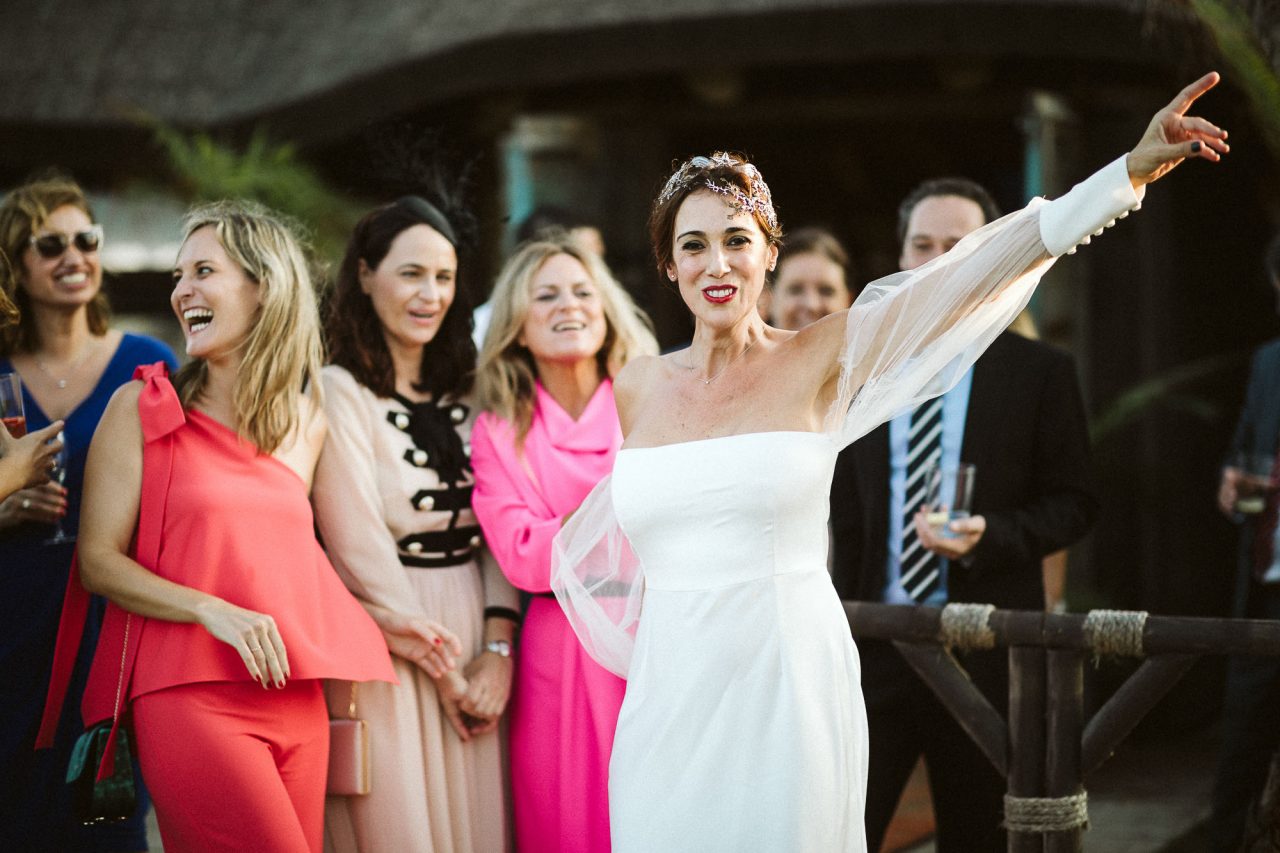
left=90, top=381, right=145, bottom=455
left=790, top=309, right=849, bottom=350
left=615, top=354, right=666, bottom=397
left=614, top=355, right=670, bottom=432
left=101, top=380, right=145, bottom=426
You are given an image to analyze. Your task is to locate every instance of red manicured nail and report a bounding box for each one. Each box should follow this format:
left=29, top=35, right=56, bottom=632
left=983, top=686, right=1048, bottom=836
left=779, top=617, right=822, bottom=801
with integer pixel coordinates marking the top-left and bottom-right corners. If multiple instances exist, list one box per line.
left=433, top=638, right=442, bottom=645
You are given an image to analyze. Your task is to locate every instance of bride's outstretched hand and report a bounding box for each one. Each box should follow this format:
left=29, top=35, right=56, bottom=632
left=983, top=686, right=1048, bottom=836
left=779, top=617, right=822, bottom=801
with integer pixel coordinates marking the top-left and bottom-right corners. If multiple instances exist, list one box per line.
left=1127, top=71, right=1228, bottom=188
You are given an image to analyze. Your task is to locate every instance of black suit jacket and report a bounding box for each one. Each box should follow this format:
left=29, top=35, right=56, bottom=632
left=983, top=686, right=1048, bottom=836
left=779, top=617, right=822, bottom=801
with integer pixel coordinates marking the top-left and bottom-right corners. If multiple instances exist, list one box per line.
left=1226, top=337, right=1280, bottom=617
left=830, top=332, right=1098, bottom=616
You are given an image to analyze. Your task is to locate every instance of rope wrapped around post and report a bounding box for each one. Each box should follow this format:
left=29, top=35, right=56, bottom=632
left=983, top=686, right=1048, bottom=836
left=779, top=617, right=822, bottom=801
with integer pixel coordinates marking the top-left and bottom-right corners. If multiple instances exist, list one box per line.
left=1003, top=792, right=1089, bottom=833
left=938, top=603, right=996, bottom=652
left=1083, top=609, right=1148, bottom=659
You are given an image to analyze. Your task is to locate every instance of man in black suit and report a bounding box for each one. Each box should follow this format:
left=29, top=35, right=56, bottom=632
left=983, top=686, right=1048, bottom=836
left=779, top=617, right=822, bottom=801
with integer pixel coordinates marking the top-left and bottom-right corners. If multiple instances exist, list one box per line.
left=1208, top=234, right=1280, bottom=852
left=829, top=178, right=1098, bottom=852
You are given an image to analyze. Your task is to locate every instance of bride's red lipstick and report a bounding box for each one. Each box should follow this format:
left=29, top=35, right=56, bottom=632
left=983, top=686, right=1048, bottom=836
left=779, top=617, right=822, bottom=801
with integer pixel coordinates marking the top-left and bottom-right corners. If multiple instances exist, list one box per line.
left=701, top=285, right=737, bottom=304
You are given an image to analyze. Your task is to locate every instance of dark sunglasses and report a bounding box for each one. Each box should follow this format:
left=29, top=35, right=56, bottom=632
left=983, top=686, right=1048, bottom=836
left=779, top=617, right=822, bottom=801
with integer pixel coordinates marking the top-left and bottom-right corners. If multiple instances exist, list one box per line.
left=28, top=225, right=104, bottom=260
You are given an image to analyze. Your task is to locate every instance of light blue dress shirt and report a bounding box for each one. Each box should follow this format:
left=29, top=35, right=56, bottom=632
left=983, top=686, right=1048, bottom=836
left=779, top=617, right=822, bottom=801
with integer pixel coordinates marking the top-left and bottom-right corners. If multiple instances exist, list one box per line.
left=883, top=367, right=974, bottom=606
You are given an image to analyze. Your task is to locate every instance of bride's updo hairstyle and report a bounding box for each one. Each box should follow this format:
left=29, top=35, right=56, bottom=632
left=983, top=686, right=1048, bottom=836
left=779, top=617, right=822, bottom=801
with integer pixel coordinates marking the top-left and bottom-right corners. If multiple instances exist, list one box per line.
left=647, top=152, right=784, bottom=275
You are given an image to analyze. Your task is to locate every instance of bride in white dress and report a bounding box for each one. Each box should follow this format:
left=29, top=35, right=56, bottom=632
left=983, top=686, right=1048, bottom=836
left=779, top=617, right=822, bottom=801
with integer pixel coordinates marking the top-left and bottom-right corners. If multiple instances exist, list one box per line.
left=553, top=73, right=1227, bottom=852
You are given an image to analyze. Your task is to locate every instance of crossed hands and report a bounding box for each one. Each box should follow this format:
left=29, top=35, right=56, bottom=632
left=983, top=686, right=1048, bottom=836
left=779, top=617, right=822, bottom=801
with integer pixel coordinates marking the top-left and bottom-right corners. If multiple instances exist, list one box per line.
left=376, top=607, right=513, bottom=742
left=436, top=651, right=514, bottom=742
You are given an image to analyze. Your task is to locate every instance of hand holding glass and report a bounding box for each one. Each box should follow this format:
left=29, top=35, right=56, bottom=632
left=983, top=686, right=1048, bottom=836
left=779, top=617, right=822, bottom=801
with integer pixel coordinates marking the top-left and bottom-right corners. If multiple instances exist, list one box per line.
left=925, top=462, right=976, bottom=539
left=1233, top=452, right=1276, bottom=515
left=43, top=431, right=74, bottom=545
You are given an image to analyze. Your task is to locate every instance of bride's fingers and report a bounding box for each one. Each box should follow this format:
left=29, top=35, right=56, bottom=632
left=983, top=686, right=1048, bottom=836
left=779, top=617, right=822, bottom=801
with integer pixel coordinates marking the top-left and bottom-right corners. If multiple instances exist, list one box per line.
left=1179, top=115, right=1228, bottom=142
left=1168, top=71, right=1220, bottom=116
left=1191, top=139, right=1224, bottom=162
left=1195, top=135, right=1229, bottom=157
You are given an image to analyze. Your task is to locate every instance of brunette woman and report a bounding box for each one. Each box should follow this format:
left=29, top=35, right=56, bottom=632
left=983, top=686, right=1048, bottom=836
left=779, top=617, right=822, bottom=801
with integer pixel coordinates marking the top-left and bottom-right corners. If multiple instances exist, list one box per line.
left=313, top=195, right=518, bottom=852
left=0, top=174, right=174, bottom=851
left=769, top=227, right=854, bottom=330
left=551, top=75, right=1227, bottom=852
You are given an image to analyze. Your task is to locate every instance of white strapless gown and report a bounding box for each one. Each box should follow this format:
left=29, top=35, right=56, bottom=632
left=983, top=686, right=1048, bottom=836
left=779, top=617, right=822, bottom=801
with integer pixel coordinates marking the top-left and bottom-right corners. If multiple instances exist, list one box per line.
left=552, top=163, right=1142, bottom=852
left=608, top=431, right=868, bottom=853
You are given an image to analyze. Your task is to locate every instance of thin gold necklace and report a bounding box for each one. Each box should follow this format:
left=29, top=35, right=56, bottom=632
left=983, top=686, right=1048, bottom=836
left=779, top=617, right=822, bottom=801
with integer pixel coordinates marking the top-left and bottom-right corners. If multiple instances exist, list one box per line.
left=34, top=339, right=97, bottom=390
left=683, top=337, right=758, bottom=386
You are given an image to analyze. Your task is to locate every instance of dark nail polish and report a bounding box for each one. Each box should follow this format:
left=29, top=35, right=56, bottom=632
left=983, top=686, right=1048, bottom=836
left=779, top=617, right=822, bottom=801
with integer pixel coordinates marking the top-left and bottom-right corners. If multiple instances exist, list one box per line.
left=1191, top=141, right=1202, bottom=154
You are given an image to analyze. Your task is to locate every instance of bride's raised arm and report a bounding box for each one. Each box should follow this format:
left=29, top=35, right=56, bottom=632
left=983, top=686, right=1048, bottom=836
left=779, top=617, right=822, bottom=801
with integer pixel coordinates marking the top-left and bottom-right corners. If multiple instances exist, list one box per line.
left=809, top=72, right=1227, bottom=449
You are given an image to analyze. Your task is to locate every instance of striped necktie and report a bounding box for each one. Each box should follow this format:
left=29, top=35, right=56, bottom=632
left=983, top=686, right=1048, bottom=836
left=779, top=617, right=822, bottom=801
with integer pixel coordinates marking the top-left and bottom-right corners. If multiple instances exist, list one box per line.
left=900, top=397, right=944, bottom=602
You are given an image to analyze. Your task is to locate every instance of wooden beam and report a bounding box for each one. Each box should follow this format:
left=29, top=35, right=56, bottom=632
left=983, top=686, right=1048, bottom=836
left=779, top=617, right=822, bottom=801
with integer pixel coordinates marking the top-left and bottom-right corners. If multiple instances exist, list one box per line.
left=892, top=641, right=1009, bottom=777
left=1080, top=653, right=1200, bottom=778
left=844, top=602, right=1280, bottom=657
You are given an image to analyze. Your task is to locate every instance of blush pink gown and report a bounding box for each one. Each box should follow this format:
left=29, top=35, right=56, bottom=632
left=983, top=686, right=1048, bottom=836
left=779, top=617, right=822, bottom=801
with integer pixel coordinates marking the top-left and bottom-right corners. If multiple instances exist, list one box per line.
left=470, top=380, right=626, bottom=853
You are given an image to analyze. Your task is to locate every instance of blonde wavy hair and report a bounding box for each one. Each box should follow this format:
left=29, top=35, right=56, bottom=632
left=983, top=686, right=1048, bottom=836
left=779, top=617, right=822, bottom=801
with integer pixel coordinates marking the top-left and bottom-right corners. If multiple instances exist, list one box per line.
left=476, top=232, right=657, bottom=445
left=173, top=200, right=324, bottom=454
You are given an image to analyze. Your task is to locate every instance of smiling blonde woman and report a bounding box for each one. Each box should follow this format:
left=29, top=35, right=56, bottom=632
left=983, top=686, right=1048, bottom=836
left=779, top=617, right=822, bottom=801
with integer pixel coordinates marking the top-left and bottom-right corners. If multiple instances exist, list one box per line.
left=470, top=231, right=656, bottom=853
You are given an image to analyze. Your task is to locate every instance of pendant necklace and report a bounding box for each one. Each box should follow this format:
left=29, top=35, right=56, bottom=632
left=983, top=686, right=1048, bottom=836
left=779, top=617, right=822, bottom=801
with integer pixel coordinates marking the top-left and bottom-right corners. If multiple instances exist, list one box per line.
left=684, top=337, right=758, bottom=386
left=35, top=339, right=97, bottom=390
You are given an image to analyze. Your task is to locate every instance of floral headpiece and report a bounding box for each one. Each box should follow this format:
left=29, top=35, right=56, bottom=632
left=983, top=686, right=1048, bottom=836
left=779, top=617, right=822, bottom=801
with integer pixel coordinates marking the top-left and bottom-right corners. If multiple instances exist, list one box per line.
left=657, top=153, right=779, bottom=232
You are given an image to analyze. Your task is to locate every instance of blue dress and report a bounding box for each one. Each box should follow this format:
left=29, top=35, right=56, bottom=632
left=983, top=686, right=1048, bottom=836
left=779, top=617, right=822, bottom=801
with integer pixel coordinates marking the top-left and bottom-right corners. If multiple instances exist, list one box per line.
left=0, top=334, right=176, bottom=852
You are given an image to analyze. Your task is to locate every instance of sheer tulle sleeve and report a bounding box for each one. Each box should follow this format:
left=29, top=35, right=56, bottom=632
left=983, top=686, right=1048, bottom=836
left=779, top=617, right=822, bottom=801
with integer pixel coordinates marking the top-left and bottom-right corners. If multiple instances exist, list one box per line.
left=551, top=155, right=1143, bottom=677
left=826, top=154, right=1143, bottom=447
left=550, top=474, right=642, bottom=678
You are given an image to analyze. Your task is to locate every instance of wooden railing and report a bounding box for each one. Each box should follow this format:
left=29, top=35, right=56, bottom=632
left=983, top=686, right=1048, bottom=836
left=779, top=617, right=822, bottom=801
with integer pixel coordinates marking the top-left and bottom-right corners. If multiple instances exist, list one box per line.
left=843, top=601, right=1280, bottom=852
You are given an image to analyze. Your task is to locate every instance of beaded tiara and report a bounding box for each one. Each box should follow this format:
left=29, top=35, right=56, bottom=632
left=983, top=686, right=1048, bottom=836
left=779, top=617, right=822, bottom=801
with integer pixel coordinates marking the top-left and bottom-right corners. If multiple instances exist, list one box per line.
left=656, top=153, right=778, bottom=232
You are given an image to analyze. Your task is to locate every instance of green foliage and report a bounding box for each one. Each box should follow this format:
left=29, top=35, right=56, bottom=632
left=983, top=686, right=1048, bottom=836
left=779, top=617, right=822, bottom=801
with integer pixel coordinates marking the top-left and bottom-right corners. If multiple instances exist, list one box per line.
left=1185, top=0, right=1280, bottom=161
left=143, top=120, right=362, bottom=264
left=1090, top=350, right=1248, bottom=444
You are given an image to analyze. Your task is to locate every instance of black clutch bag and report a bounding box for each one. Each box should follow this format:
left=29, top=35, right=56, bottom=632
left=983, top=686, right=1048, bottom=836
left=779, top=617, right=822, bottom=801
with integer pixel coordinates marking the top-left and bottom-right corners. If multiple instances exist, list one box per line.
left=66, top=720, right=136, bottom=824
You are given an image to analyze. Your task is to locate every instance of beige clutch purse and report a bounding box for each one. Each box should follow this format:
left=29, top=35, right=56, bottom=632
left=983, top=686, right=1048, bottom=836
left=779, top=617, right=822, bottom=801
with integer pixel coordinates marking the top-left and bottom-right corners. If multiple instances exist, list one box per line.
left=327, top=684, right=370, bottom=796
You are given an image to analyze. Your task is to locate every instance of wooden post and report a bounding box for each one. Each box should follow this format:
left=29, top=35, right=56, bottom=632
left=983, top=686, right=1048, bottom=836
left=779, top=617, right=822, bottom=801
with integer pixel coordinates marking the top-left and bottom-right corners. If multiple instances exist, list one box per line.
left=1008, top=646, right=1046, bottom=853
left=1044, top=649, right=1084, bottom=853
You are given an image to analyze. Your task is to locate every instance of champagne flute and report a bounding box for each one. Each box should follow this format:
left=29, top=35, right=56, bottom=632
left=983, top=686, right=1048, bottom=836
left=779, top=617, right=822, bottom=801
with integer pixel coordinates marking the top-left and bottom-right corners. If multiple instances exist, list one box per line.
left=43, top=431, right=74, bottom=545
left=1233, top=452, right=1275, bottom=515
left=925, top=462, right=977, bottom=539
left=0, top=372, right=24, bottom=438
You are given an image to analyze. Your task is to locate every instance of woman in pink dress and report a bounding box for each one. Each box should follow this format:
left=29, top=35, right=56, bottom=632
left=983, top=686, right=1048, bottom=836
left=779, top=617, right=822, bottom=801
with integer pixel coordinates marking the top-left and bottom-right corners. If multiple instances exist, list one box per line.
left=470, top=232, right=656, bottom=852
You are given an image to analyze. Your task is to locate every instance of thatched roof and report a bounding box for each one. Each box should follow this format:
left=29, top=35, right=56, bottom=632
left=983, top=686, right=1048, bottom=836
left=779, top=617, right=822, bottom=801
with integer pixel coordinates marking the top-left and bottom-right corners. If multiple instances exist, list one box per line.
left=4, top=0, right=1177, bottom=133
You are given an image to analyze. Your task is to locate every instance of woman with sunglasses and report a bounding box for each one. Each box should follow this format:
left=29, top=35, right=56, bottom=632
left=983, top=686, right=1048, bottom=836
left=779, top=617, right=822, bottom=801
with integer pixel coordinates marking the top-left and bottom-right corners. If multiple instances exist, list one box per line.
left=0, top=174, right=176, bottom=851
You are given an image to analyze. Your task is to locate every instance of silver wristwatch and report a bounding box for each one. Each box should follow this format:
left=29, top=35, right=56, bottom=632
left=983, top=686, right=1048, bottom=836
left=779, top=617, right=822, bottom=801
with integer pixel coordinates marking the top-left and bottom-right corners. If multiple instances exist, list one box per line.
left=484, top=639, right=512, bottom=658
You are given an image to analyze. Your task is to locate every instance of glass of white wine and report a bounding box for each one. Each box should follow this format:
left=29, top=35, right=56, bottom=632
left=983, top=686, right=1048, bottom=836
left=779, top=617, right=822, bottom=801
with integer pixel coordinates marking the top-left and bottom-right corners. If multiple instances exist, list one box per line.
left=43, top=430, right=74, bottom=545
left=925, top=462, right=976, bottom=539
left=1233, top=452, right=1276, bottom=515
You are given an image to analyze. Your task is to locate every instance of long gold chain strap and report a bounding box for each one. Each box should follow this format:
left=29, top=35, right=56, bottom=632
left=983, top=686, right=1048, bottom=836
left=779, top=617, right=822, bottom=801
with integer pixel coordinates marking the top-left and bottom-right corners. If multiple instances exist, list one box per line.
left=111, top=614, right=131, bottom=722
